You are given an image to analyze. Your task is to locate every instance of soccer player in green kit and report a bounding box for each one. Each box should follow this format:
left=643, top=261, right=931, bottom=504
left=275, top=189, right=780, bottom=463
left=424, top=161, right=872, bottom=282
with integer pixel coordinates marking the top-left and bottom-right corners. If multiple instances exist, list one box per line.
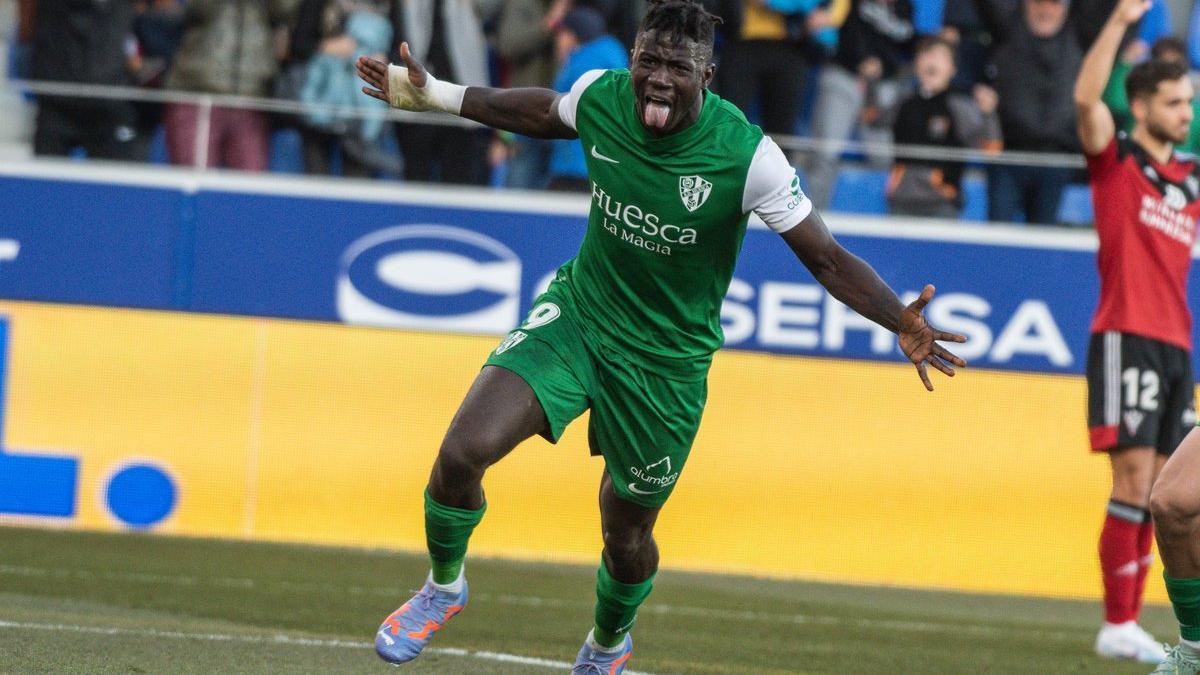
left=357, top=2, right=966, bottom=671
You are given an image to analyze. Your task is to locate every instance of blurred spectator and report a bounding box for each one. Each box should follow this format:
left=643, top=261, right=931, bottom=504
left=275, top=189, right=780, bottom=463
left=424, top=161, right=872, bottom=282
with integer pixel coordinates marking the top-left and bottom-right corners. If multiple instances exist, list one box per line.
left=1188, top=0, right=1200, bottom=69
left=1071, top=0, right=1142, bottom=53
left=716, top=0, right=837, bottom=138
left=802, top=0, right=915, bottom=210
left=940, top=0, right=988, bottom=90
left=164, top=0, right=298, bottom=170
left=29, top=0, right=144, bottom=161
left=1103, top=36, right=1200, bottom=154
left=132, top=0, right=185, bottom=88
left=389, top=0, right=501, bottom=185
left=290, top=0, right=394, bottom=178
left=972, top=0, right=1081, bottom=224
left=583, top=0, right=645, bottom=49
left=0, top=0, right=34, bottom=150
left=130, top=0, right=185, bottom=159
left=495, top=0, right=571, bottom=189
left=497, top=0, right=567, bottom=89
left=886, top=36, right=1000, bottom=218
left=10, top=0, right=32, bottom=81
left=546, top=6, right=628, bottom=192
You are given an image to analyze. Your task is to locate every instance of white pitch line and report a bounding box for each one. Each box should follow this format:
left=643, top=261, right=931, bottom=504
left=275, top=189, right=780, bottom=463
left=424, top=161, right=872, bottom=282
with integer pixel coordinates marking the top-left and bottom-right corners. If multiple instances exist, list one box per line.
left=0, top=564, right=1088, bottom=641
left=0, top=620, right=655, bottom=674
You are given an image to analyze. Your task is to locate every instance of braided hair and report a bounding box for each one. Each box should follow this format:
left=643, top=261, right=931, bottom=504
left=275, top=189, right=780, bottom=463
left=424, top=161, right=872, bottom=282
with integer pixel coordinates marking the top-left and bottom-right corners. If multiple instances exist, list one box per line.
left=638, top=0, right=723, bottom=61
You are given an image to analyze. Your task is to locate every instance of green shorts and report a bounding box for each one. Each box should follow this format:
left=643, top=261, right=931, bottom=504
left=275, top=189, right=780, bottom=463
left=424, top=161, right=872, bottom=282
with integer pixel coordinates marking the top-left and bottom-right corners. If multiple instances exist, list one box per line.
left=484, top=286, right=708, bottom=508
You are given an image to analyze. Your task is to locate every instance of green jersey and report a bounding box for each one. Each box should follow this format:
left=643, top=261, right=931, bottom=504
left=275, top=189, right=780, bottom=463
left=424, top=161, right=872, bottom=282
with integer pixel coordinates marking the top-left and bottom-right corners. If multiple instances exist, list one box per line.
left=553, top=69, right=812, bottom=378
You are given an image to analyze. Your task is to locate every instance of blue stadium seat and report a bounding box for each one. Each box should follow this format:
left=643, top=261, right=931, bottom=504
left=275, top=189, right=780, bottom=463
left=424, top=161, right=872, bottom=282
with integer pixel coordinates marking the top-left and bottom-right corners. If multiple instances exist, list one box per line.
left=959, top=175, right=988, bottom=222
left=829, top=167, right=888, bottom=215
left=1056, top=184, right=1094, bottom=226
left=143, top=124, right=305, bottom=173
left=148, top=125, right=168, bottom=164
left=269, top=128, right=304, bottom=174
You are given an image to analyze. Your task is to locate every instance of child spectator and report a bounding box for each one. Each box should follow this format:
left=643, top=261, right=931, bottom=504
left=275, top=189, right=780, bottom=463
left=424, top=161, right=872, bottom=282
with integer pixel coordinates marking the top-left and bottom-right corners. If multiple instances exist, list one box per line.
left=802, top=0, right=916, bottom=210
left=886, top=35, right=1000, bottom=218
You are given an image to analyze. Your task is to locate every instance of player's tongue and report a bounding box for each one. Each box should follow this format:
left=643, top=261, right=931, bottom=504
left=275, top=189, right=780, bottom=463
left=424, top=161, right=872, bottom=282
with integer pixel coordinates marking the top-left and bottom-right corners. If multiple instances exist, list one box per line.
left=643, top=100, right=671, bottom=130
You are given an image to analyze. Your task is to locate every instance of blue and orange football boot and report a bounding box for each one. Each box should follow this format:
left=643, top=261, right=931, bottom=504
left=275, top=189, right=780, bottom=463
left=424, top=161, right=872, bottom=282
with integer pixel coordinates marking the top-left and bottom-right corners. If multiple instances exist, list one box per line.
left=572, top=631, right=633, bottom=674
left=374, top=575, right=467, bottom=665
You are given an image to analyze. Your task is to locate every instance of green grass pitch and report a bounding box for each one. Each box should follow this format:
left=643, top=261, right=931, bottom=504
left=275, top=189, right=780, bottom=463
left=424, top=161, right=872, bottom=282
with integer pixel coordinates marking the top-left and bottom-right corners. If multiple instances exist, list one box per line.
left=0, top=525, right=1171, bottom=673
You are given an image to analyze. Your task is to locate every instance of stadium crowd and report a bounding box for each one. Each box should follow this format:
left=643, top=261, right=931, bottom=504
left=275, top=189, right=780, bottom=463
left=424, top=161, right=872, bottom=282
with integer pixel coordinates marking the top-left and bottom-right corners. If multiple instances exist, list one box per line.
left=1, top=0, right=1198, bottom=224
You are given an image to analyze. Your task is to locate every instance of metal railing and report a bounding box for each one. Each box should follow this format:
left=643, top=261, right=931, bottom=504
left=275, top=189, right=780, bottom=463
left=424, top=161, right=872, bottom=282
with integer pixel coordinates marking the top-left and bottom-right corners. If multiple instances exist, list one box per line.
left=5, top=78, right=1086, bottom=172
left=779, top=135, right=1084, bottom=169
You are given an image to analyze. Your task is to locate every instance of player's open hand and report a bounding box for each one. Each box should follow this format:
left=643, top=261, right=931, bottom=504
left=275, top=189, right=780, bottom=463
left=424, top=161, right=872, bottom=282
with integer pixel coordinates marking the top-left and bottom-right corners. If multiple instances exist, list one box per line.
left=357, top=42, right=432, bottom=111
left=357, top=55, right=390, bottom=103
left=897, top=284, right=967, bottom=391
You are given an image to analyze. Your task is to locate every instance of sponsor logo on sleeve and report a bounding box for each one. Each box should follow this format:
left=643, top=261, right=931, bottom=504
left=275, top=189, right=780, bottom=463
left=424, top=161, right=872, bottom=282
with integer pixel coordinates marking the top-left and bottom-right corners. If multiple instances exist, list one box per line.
left=785, top=175, right=805, bottom=210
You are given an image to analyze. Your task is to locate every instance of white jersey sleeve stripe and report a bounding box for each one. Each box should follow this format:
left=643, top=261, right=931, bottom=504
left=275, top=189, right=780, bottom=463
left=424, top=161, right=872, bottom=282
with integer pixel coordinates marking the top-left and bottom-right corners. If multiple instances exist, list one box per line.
left=555, top=69, right=608, bottom=132
left=742, top=135, right=813, bottom=233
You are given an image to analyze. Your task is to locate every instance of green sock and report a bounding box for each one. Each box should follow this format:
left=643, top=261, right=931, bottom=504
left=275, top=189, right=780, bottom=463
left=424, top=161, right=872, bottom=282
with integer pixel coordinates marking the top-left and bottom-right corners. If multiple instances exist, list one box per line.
left=424, top=489, right=485, bottom=585
left=1165, top=572, right=1200, bottom=641
left=592, top=560, right=655, bottom=648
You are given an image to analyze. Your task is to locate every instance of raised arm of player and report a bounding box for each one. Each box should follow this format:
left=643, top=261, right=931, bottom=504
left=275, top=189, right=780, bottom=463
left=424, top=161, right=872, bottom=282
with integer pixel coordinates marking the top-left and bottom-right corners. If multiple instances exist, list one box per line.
left=357, top=43, right=577, bottom=140
left=1074, top=0, right=1151, bottom=155
left=781, top=211, right=967, bottom=391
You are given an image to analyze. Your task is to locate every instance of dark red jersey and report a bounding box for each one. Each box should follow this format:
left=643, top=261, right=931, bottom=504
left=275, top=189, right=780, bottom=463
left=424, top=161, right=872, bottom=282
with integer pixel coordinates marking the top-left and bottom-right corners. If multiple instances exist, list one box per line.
left=1087, top=134, right=1198, bottom=351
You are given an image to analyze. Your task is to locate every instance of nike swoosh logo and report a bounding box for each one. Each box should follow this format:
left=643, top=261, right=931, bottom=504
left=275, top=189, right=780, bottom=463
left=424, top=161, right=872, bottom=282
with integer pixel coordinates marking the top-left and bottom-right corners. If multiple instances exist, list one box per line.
left=591, top=145, right=620, bottom=164
left=627, top=483, right=662, bottom=496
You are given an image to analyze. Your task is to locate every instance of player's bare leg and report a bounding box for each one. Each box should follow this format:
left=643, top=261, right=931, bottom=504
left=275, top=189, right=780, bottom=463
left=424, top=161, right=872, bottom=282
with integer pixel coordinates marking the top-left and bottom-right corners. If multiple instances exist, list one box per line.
left=1149, top=429, right=1200, bottom=674
left=572, top=472, right=661, bottom=674
left=376, top=366, right=549, bottom=664
left=1097, top=445, right=1168, bottom=662
left=428, top=365, right=550, bottom=510
left=1151, top=431, right=1200, bottom=575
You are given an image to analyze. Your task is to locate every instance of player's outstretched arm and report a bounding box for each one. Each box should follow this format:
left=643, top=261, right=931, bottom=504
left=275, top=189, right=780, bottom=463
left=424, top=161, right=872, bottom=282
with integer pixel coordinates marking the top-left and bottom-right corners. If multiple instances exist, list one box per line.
left=781, top=210, right=967, bottom=391
left=357, top=43, right=576, bottom=140
left=1074, top=0, right=1150, bottom=155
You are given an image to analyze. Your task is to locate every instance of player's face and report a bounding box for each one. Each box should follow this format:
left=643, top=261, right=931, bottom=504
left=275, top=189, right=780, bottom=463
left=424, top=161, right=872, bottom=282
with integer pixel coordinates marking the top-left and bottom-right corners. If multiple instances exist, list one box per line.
left=630, top=30, right=715, bottom=136
left=1139, top=76, right=1194, bottom=145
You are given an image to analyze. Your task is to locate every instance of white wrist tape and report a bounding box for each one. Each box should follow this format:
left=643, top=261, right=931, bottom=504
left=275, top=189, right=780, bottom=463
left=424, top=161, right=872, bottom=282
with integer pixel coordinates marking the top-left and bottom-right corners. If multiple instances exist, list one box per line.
left=386, top=64, right=466, bottom=115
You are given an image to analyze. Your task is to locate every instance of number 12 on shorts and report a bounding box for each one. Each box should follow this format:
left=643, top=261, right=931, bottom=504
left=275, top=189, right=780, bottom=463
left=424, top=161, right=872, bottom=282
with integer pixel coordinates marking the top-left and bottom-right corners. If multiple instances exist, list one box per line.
left=1122, top=368, right=1160, bottom=411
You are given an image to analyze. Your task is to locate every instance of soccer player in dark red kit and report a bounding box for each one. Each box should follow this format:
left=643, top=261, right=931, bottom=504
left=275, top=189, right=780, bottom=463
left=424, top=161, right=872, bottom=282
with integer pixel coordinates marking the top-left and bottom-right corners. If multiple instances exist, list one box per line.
left=1074, top=0, right=1200, bottom=664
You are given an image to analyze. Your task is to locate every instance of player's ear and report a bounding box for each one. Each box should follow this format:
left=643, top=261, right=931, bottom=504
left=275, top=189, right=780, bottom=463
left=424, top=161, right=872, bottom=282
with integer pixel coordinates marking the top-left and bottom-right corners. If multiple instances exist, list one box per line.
left=1131, top=96, right=1148, bottom=124
left=702, top=62, right=715, bottom=89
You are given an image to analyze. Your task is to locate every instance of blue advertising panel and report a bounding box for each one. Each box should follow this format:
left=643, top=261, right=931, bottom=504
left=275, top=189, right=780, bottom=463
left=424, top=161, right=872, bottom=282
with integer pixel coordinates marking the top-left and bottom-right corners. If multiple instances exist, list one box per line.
left=0, top=175, right=182, bottom=309
left=188, top=187, right=1103, bottom=375
left=188, top=192, right=585, bottom=331
left=0, top=167, right=1190, bottom=376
